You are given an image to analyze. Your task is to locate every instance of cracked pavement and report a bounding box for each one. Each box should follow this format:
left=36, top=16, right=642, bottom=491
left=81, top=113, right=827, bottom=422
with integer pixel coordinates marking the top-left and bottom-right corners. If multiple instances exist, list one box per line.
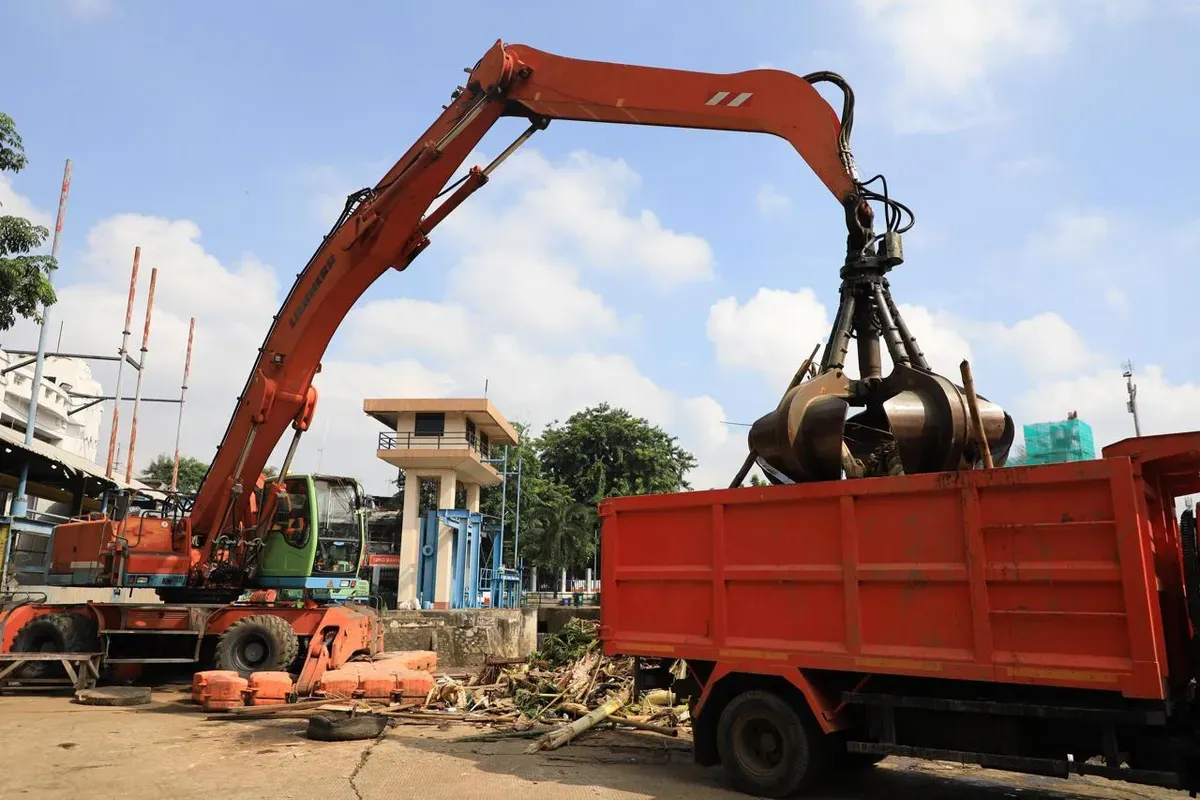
left=0, top=691, right=1189, bottom=799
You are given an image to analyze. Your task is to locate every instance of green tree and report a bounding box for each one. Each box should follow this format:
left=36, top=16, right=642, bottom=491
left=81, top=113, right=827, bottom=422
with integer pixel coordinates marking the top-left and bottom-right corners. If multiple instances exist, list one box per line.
left=538, top=403, right=698, bottom=508
left=0, top=113, right=57, bottom=330
left=518, top=482, right=597, bottom=574
left=261, top=465, right=278, bottom=479
left=140, top=453, right=209, bottom=493
left=749, top=473, right=767, bottom=487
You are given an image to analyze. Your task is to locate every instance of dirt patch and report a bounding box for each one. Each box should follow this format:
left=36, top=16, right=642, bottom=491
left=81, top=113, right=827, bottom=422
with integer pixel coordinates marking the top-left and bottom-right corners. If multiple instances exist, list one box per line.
left=0, top=691, right=1187, bottom=800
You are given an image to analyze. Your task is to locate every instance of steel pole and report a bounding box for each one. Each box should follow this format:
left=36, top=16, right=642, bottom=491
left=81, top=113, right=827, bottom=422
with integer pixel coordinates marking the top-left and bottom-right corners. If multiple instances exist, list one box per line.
left=6, top=159, right=71, bottom=590
left=125, top=268, right=156, bottom=484
left=12, top=159, right=71, bottom=519
left=169, top=317, right=194, bottom=492
left=106, top=246, right=140, bottom=478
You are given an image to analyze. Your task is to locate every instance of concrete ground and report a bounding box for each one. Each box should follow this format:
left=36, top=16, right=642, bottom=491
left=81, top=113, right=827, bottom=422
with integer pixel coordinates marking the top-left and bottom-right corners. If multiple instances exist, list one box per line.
left=0, top=690, right=1188, bottom=800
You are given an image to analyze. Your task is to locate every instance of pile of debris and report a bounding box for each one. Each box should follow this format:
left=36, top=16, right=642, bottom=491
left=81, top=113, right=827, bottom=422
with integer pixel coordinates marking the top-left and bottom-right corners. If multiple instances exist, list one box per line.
left=206, top=618, right=691, bottom=749
left=424, top=618, right=690, bottom=749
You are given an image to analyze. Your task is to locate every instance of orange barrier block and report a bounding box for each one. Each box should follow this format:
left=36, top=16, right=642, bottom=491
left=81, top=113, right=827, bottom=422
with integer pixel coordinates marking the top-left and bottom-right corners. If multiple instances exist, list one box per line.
left=192, top=670, right=239, bottom=705
left=244, top=671, right=294, bottom=706
left=203, top=674, right=249, bottom=712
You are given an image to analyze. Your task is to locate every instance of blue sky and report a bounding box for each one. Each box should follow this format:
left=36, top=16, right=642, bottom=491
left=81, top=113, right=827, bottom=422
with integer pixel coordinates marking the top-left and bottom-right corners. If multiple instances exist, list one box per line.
left=2, top=0, right=1198, bottom=493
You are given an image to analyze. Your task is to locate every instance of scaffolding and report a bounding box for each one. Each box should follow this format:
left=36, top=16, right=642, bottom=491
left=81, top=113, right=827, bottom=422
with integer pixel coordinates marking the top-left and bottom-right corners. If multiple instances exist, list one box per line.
left=1022, top=415, right=1096, bottom=465
left=2, top=246, right=196, bottom=491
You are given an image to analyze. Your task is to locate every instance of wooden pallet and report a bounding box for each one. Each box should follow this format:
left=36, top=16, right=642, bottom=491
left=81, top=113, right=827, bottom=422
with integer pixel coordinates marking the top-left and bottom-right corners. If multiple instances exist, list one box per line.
left=0, top=652, right=102, bottom=693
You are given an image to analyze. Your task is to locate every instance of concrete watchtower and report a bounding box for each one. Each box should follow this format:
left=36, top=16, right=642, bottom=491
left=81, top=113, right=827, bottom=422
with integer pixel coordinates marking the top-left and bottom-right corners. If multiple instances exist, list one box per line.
left=363, top=398, right=519, bottom=607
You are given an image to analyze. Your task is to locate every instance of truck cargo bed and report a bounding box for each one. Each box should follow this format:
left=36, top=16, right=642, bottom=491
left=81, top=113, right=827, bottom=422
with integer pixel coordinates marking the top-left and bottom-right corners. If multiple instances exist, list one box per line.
left=600, top=432, right=1200, bottom=702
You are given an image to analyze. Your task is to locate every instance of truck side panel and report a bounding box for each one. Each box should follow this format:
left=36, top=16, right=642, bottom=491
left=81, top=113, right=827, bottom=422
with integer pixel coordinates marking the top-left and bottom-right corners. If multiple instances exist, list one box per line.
left=601, top=457, right=1169, bottom=700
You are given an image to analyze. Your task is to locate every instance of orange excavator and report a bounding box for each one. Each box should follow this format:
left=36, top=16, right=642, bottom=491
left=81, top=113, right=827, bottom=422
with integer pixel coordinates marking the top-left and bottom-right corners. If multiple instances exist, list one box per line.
left=1, top=41, right=1011, bottom=680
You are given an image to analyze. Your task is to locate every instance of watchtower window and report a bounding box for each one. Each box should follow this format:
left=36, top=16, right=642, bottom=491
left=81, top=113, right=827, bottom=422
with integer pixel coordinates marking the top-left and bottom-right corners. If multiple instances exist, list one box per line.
left=413, top=412, right=445, bottom=437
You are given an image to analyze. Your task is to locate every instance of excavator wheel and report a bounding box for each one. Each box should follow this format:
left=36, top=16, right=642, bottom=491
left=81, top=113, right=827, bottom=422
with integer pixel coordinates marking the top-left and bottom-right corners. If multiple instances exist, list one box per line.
left=11, top=612, right=98, bottom=679
left=214, top=614, right=300, bottom=677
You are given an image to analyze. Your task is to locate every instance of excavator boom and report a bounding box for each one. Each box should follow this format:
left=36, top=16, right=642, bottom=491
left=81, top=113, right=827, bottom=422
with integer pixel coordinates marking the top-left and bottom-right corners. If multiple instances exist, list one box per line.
left=188, top=39, right=873, bottom=570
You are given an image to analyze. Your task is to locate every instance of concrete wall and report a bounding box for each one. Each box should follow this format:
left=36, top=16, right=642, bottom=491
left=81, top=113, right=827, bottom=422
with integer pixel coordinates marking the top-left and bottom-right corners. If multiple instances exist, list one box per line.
left=536, top=605, right=601, bottom=635
left=394, top=411, right=468, bottom=440
left=382, top=608, right=537, bottom=669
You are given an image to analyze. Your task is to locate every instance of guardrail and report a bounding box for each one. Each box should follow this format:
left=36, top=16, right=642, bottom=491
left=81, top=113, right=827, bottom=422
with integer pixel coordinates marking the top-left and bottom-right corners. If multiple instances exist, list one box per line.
left=377, top=432, right=484, bottom=453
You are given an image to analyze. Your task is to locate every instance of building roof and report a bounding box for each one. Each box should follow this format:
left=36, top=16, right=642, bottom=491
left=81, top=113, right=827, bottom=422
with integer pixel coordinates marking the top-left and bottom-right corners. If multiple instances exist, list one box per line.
left=363, top=398, right=519, bottom=446
left=0, top=423, right=153, bottom=494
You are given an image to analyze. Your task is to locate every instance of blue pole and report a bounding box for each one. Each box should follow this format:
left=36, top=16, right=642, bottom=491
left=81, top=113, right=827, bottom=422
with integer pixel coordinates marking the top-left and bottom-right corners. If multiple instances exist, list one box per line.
left=12, top=159, right=71, bottom=521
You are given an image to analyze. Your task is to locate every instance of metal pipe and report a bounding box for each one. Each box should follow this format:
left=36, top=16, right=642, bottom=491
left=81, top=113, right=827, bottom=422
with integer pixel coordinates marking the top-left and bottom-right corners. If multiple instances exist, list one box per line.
left=0, top=357, right=36, bottom=376
left=785, top=344, right=822, bottom=392
left=823, top=292, right=857, bottom=372
left=874, top=284, right=909, bottom=366
left=125, top=267, right=157, bottom=484
left=2, top=350, right=136, bottom=366
left=854, top=291, right=882, bottom=382
left=11, top=159, right=71, bottom=531
left=106, top=246, right=140, bottom=478
left=729, top=451, right=757, bottom=489
left=882, top=285, right=929, bottom=370
left=170, top=317, right=195, bottom=493
left=498, top=445, right=508, bottom=561
left=277, top=428, right=302, bottom=480
left=482, top=121, right=544, bottom=177
left=513, top=451, right=522, bottom=577
left=71, top=394, right=180, bottom=403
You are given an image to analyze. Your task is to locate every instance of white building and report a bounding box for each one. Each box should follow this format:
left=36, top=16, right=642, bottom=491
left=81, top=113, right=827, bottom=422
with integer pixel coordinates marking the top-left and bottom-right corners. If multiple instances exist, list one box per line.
left=0, top=349, right=103, bottom=462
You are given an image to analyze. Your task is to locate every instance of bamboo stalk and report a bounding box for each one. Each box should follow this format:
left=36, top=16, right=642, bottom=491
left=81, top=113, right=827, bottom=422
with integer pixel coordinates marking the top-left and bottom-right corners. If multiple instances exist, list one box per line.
left=223, top=698, right=342, bottom=716
left=959, top=359, right=994, bottom=469
left=609, top=714, right=679, bottom=737
left=527, top=696, right=624, bottom=752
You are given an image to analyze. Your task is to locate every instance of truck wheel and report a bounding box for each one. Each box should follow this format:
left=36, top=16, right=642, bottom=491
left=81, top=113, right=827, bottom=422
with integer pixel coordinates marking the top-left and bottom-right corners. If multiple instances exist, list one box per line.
left=215, top=615, right=299, bottom=677
left=11, top=612, right=98, bottom=679
left=716, top=690, right=826, bottom=797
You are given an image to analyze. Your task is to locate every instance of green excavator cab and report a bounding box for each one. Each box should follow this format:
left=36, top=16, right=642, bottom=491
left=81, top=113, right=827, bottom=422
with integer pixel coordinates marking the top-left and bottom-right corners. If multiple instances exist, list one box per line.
left=257, top=474, right=370, bottom=601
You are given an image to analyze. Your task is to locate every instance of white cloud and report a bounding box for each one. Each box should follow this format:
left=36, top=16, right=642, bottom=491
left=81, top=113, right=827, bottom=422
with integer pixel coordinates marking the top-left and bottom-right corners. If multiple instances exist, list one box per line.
left=705, top=289, right=972, bottom=388
left=963, top=311, right=1105, bottom=379
left=440, top=150, right=715, bottom=288
left=853, top=1, right=1138, bottom=132
left=64, top=0, right=113, bottom=20
left=1024, top=209, right=1113, bottom=262
left=707, top=288, right=830, bottom=389
left=700, top=281, right=1200, bottom=466
left=1, top=149, right=742, bottom=496
left=0, top=175, right=53, bottom=230
left=894, top=304, right=973, bottom=375
left=1014, top=365, right=1200, bottom=455
left=756, top=184, right=792, bottom=217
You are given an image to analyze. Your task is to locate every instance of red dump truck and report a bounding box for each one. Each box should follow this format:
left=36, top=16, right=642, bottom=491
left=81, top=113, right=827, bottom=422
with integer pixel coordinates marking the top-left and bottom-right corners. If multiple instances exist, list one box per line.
left=599, top=431, right=1200, bottom=797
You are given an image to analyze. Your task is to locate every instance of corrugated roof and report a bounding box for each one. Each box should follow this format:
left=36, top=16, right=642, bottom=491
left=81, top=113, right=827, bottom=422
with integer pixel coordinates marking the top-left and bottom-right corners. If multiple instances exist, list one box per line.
left=0, top=424, right=152, bottom=492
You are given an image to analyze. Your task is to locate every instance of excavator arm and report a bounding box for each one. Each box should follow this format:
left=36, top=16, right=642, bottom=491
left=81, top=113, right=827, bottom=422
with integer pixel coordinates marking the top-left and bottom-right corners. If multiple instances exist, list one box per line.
left=188, top=40, right=881, bottom=573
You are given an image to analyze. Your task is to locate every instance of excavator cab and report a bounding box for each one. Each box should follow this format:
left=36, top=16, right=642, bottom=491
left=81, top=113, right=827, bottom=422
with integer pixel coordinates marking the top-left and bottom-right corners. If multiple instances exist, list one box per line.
left=257, top=474, right=370, bottom=601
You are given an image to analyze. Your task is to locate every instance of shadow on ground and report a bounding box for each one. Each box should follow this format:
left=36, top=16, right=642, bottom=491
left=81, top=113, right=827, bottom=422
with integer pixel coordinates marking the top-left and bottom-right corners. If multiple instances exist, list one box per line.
left=385, top=724, right=1175, bottom=800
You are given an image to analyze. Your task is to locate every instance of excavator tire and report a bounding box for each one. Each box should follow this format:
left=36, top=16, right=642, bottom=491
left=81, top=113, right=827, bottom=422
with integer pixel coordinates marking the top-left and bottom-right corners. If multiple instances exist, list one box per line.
left=305, top=713, right=388, bottom=742
left=214, top=614, right=299, bottom=677
left=11, top=612, right=98, bottom=679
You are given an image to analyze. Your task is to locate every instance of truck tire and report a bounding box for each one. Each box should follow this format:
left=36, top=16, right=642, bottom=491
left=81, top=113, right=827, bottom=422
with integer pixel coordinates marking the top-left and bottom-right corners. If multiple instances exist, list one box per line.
left=305, top=713, right=388, bottom=742
left=11, top=612, right=98, bottom=679
left=214, top=615, right=299, bottom=677
left=716, top=689, right=827, bottom=797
